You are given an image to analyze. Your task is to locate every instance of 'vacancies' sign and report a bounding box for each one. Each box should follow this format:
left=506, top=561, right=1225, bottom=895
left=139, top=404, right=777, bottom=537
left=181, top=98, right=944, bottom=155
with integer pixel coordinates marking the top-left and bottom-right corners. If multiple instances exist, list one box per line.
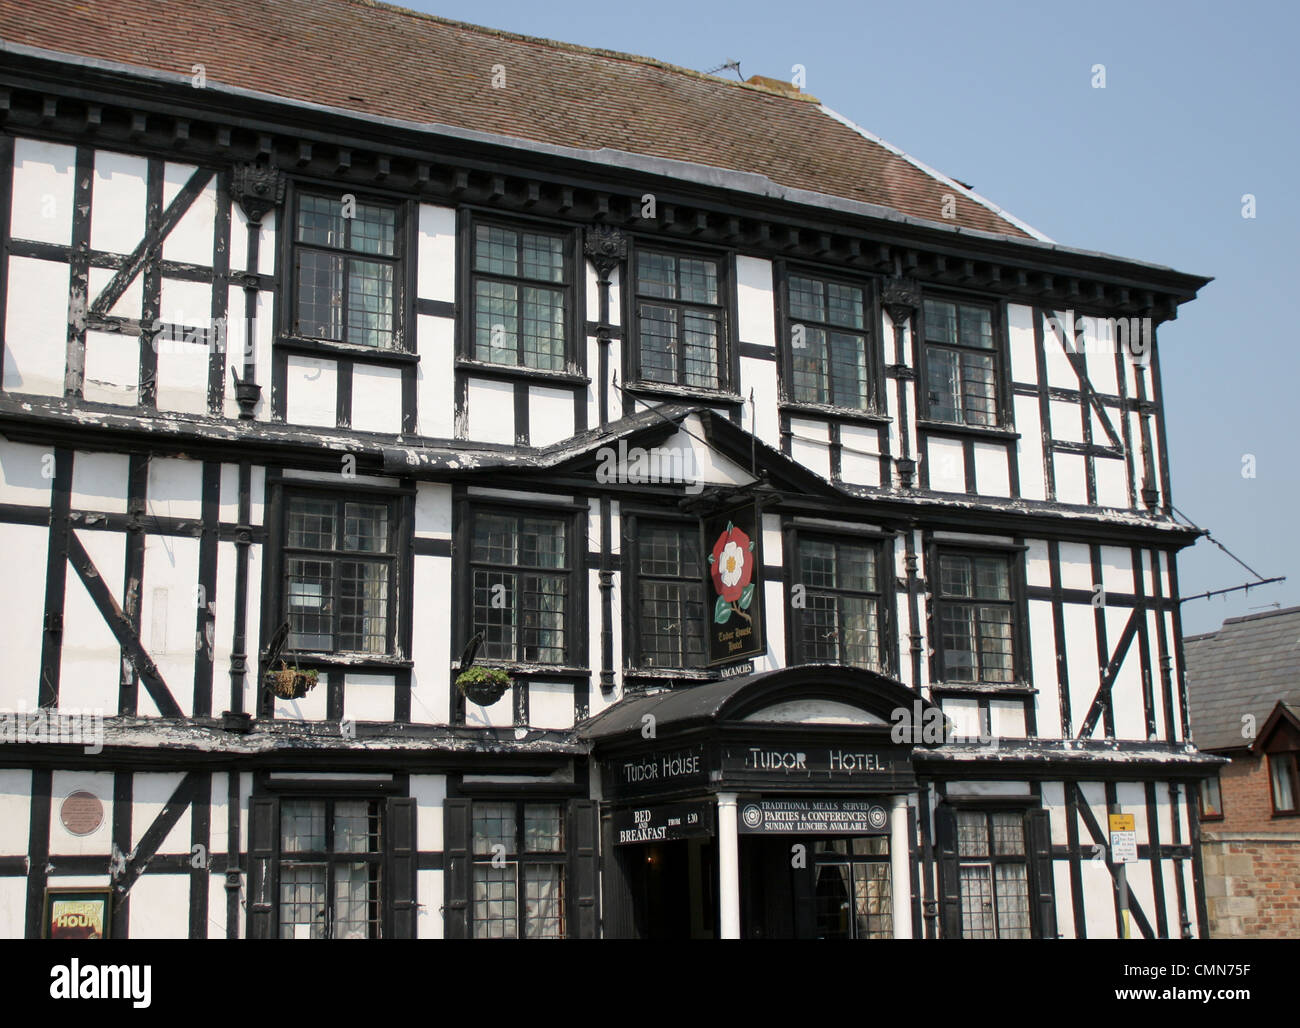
left=705, top=503, right=765, bottom=666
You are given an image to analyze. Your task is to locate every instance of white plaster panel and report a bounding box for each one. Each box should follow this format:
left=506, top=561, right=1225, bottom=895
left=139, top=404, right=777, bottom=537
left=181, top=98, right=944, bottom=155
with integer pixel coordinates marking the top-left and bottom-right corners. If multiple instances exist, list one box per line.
left=218, top=463, right=265, bottom=526
left=788, top=417, right=829, bottom=479
left=1040, top=782, right=1068, bottom=845
left=139, top=534, right=200, bottom=718
left=159, top=276, right=211, bottom=330
left=415, top=314, right=455, bottom=438
left=1063, top=604, right=1100, bottom=734
left=972, top=440, right=1010, bottom=497
left=4, top=256, right=70, bottom=396
left=162, top=163, right=215, bottom=267
left=417, top=203, right=456, bottom=302
left=0, top=524, right=45, bottom=708
left=1083, top=316, right=1119, bottom=395
left=1095, top=457, right=1128, bottom=509
left=1053, top=452, right=1088, bottom=505
left=409, top=554, right=451, bottom=725
left=1023, top=539, right=1051, bottom=589
left=343, top=674, right=396, bottom=722
left=410, top=775, right=447, bottom=852
left=528, top=680, right=574, bottom=729
left=941, top=699, right=981, bottom=739
left=0, top=441, right=53, bottom=506
left=59, top=528, right=124, bottom=714
left=229, top=203, right=249, bottom=273
left=1057, top=541, right=1093, bottom=592
left=87, top=265, right=142, bottom=320
left=156, top=298, right=212, bottom=416
left=351, top=362, right=403, bottom=435
left=838, top=423, right=880, bottom=487
left=131, top=772, right=191, bottom=853
left=735, top=255, right=776, bottom=348
left=90, top=150, right=147, bottom=255
left=1027, top=600, right=1061, bottom=739
left=257, top=210, right=276, bottom=277
left=414, top=482, right=452, bottom=538
left=1042, top=311, right=1077, bottom=390
left=462, top=687, right=512, bottom=728
left=925, top=435, right=965, bottom=493
left=739, top=355, right=780, bottom=448
left=0, top=771, right=32, bottom=854
left=1050, top=399, right=1084, bottom=443
left=0, top=878, right=26, bottom=939
left=128, top=875, right=191, bottom=938
left=1108, top=606, right=1147, bottom=741
left=147, top=456, right=203, bottom=520
left=1006, top=303, right=1037, bottom=385
left=285, top=354, right=338, bottom=428
left=1099, top=545, right=1135, bottom=596
left=49, top=771, right=114, bottom=856
left=529, top=384, right=574, bottom=447
left=82, top=329, right=139, bottom=406
left=274, top=679, right=328, bottom=721
left=10, top=137, right=75, bottom=245
left=1012, top=395, right=1046, bottom=500
left=417, top=870, right=444, bottom=938
left=1053, top=862, right=1077, bottom=938
left=465, top=377, right=515, bottom=444
left=989, top=700, right=1025, bottom=739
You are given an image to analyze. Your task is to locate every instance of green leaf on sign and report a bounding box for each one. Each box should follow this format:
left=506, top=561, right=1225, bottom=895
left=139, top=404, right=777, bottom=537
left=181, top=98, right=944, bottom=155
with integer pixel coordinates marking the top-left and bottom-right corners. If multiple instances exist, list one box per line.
left=714, top=596, right=732, bottom=624
left=739, top=584, right=755, bottom=609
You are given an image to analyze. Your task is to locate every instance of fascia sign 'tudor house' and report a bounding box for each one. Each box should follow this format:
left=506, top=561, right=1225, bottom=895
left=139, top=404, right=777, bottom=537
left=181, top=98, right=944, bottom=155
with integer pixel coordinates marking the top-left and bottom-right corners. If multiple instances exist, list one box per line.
left=0, top=0, right=1217, bottom=940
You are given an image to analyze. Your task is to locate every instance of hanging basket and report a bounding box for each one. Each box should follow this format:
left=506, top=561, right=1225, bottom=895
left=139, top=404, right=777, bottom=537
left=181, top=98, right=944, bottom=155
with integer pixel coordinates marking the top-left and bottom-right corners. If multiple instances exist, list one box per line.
left=265, top=662, right=319, bottom=700
left=456, top=666, right=512, bottom=706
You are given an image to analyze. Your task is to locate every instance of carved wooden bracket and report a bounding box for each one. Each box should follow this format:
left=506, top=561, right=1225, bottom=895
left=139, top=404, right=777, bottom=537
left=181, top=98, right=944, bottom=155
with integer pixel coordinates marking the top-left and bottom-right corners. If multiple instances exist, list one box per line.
left=230, top=162, right=286, bottom=223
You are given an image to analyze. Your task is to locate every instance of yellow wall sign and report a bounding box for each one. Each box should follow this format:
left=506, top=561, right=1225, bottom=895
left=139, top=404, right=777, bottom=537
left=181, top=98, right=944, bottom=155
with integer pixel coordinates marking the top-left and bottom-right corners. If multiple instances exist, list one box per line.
left=1108, top=813, right=1135, bottom=833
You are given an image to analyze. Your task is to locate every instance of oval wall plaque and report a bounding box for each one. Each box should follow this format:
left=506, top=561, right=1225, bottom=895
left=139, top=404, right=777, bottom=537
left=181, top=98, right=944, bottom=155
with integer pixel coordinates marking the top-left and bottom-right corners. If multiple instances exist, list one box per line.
left=59, top=791, right=104, bottom=836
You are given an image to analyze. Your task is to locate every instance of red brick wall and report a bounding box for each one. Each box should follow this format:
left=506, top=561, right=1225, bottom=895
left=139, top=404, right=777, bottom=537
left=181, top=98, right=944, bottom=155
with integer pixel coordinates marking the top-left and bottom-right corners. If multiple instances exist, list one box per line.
left=1210, top=755, right=1278, bottom=832
left=1202, top=836, right=1300, bottom=938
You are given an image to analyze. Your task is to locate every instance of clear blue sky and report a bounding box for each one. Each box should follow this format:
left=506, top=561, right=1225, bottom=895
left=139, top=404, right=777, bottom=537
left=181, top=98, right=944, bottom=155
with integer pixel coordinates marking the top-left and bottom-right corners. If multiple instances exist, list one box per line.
left=405, top=0, right=1297, bottom=634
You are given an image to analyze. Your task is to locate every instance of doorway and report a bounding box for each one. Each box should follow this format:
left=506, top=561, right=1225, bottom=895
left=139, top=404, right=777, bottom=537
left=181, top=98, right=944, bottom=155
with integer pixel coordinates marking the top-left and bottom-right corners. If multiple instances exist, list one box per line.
left=622, top=836, right=717, bottom=939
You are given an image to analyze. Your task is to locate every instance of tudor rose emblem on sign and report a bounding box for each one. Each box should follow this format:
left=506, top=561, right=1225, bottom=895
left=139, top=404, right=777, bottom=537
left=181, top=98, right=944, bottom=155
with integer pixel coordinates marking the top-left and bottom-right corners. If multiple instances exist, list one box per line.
left=742, top=804, right=764, bottom=829
left=868, top=805, right=887, bottom=830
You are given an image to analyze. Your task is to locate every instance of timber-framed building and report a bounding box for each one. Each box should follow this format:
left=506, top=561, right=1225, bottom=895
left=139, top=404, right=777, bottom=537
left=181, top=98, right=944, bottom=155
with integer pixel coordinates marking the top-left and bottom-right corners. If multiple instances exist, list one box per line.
left=0, top=0, right=1217, bottom=939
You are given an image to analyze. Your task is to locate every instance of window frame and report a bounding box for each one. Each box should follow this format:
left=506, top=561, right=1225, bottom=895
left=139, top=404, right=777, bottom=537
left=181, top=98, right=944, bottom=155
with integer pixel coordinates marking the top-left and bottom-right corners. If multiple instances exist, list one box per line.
left=927, top=542, right=1030, bottom=689
left=915, top=292, right=1012, bottom=430
left=455, top=497, right=588, bottom=671
left=1268, top=752, right=1299, bottom=817
left=457, top=209, right=583, bottom=377
left=276, top=484, right=404, bottom=661
left=810, top=835, right=893, bottom=940
left=283, top=183, right=409, bottom=355
left=774, top=261, right=884, bottom=418
left=625, top=237, right=738, bottom=398
left=1198, top=772, right=1224, bottom=821
left=950, top=807, right=1037, bottom=940
left=275, top=794, right=387, bottom=940
left=468, top=798, right=569, bottom=940
left=623, top=512, right=711, bottom=673
left=784, top=525, right=897, bottom=676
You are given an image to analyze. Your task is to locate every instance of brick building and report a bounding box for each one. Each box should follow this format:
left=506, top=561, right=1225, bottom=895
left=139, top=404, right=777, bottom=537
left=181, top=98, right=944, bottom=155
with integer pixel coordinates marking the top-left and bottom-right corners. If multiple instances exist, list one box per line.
left=1185, top=607, right=1300, bottom=938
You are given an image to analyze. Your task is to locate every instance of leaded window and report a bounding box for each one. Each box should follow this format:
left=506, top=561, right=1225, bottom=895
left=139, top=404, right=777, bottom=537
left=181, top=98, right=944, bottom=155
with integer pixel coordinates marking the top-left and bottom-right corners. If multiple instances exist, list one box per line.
left=923, top=298, right=999, bottom=426
left=294, top=193, right=398, bottom=348
left=636, top=521, right=706, bottom=669
left=635, top=249, right=727, bottom=389
left=472, top=801, right=566, bottom=939
left=279, top=798, right=384, bottom=939
left=471, top=511, right=570, bottom=664
left=813, top=837, right=892, bottom=940
left=284, top=493, right=396, bottom=655
left=471, top=221, right=571, bottom=371
left=935, top=551, right=1017, bottom=684
left=794, top=536, right=885, bottom=671
left=785, top=272, right=872, bottom=410
left=955, top=811, right=1031, bottom=939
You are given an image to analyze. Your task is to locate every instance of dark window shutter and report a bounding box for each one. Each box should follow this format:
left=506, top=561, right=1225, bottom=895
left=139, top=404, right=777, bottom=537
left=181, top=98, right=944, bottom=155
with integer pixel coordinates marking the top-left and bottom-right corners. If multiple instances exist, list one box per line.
left=246, top=796, right=278, bottom=940
left=386, top=796, right=417, bottom=939
left=934, top=804, right=962, bottom=940
left=1027, top=809, right=1057, bottom=939
left=443, top=798, right=471, bottom=939
left=568, top=799, right=599, bottom=939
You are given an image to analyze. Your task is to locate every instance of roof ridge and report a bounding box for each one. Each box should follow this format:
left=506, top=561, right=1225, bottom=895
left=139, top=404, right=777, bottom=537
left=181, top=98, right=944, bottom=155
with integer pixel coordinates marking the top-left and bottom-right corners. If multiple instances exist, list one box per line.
left=1220, top=604, right=1300, bottom=626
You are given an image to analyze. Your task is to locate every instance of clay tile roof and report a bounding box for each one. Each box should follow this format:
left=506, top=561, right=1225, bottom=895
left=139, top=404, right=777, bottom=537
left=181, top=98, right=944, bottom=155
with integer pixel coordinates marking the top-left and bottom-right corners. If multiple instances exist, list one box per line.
left=1184, top=606, right=1300, bottom=751
left=0, top=0, right=1039, bottom=239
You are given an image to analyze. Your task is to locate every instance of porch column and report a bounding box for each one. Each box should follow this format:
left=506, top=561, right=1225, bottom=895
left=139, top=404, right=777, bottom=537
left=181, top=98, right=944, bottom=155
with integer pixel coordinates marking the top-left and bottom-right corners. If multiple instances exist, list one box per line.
left=716, top=792, right=741, bottom=939
left=891, top=794, right=913, bottom=939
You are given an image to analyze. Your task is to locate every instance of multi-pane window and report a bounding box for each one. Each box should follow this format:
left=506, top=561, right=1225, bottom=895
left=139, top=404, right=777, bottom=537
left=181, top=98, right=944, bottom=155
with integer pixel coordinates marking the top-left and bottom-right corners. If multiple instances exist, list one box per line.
left=813, top=837, right=892, bottom=940
left=471, top=221, right=571, bottom=371
left=1269, top=753, right=1299, bottom=814
left=284, top=493, right=396, bottom=655
left=635, top=249, right=727, bottom=389
left=472, top=801, right=566, bottom=939
left=935, top=551, right=1017, bottom=684
left=923, top=298, right=999, bottom=426
left=785, top=272, right=872, bottom=410
left=294, top=193, right=398, bottom=348
left=471, top=511, right=570, bottom=664
left=1199, top=774, right=1224, bottom=820
left=279, top=798, right=384, bottom=939
left=794, top=536, right=885, bottom=671
left=955, top=811, right=1031, bottom=939
left=636, top=521, right=706, bottom=669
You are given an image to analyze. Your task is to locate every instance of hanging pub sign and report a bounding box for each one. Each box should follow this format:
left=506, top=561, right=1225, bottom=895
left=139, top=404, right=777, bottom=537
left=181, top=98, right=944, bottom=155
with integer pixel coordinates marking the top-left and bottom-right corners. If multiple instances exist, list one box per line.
left=705, top=503, right=765, bottom=666
left=43, top=887, right=111, bottom=939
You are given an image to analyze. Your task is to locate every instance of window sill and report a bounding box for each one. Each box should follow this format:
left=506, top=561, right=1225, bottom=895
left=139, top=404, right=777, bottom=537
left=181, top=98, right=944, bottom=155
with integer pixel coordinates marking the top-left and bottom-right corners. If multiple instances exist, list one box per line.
left=454, top=358, right=589, bottom=387
left=622, top=380, right=743, bottom=407
left=929, top=682, right=1037, bottom=698
left=781, top=401, right=891, bottom=427
left=467, top=660, right=589, bottom=680
left=623, top=667, right=720, bottom=683
left=915, top=419, right=1019, bottom=442
left=278, top=335, right=419, bottom=365
left=1270, top=811, right=1300, bottom=819
left=279, top=652, right=414, bottom=672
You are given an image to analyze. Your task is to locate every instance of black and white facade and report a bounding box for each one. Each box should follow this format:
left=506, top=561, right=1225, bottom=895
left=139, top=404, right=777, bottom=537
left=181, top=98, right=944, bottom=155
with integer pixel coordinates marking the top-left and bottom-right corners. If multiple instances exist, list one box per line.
left=0, top=36, right=1217, bottom=940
